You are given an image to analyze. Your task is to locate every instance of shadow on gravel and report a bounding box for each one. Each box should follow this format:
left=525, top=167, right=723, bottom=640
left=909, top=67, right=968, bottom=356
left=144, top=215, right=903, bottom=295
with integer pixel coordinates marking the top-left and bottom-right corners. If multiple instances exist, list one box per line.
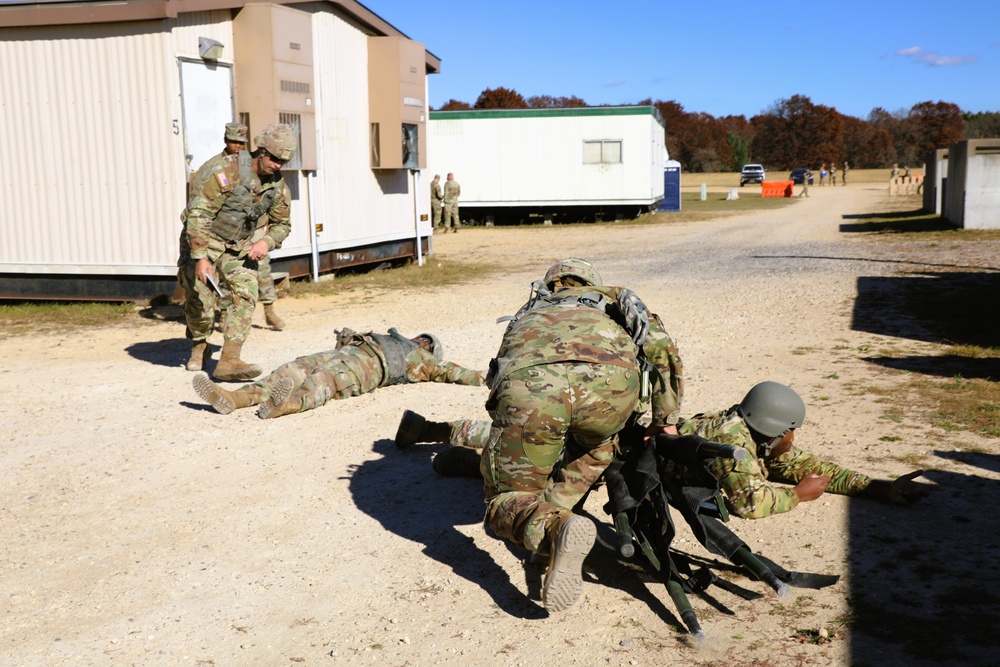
left=865, top=355, right=1000, bottom=381
left=347, top=439, right=546, bottom=620
left=847, top=461, right=1000, bottom=666
left=126, top=337, right=194, bottom=368
left=852, top=272, right=1000, bottom=349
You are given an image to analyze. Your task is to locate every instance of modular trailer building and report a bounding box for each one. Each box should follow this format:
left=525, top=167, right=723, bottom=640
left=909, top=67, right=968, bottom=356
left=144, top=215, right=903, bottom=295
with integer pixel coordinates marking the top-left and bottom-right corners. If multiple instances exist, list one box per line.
left=0, top=0, right=440, bottom=300
left=428, top=106, right=666, bottom=224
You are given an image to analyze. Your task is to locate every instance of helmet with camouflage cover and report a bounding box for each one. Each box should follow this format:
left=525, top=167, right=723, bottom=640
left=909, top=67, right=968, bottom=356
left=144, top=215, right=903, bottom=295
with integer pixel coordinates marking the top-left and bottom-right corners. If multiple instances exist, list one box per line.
left=417, top=333, right=443, bottom=360
left=254, top=123, right=297, bottom=162
left=543, top=257, right=603, bottom=290
left=737, top=381, right=806, bottom=438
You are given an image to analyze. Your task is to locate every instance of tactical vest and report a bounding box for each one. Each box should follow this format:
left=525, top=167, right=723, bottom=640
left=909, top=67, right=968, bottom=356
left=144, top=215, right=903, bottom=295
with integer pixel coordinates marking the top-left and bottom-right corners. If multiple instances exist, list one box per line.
left=210, top=150, right=280, bottom=243
left=335, top=328, right=419, bottom=387
left=490, top=281, right=652, bottom=400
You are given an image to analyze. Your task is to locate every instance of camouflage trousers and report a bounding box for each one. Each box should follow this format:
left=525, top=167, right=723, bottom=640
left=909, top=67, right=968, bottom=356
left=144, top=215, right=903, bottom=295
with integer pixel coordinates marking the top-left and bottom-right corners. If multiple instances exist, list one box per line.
left=257, top=255, right=277, bottom=305
left=482, top=361, right=640, bottom=554
left=442, top=202, right=460, bottom=229
left=432, top=203, right=443, bottom=227
left=182, top=248, right=259, bottom=343
left=449, top=419, right=492, bottom=449
left=178, top=260, right=216, bottom=342
left=243, top=352, right=367, bottom=413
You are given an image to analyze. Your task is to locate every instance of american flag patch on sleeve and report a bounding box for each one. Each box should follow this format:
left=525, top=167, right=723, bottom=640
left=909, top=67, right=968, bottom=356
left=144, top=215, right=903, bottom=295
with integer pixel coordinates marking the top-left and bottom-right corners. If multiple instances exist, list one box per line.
left=215, top=172, right=230, bottom=188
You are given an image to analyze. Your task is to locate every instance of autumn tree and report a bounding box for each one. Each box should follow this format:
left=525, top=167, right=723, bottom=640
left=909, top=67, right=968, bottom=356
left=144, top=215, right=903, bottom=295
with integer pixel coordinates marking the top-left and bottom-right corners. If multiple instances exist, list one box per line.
left=437, top=99, right=471, bottom=111
left=474, top=87, right=528, bottom=109
left=527, top=95, right=588, bottom=108
left=908, top=101, right=965, bottom=158
left=751, top=95, right=843, bottom=169
left=841, top=114, right=894, bottom=168
left=965, top=111, right=1000, bottom=139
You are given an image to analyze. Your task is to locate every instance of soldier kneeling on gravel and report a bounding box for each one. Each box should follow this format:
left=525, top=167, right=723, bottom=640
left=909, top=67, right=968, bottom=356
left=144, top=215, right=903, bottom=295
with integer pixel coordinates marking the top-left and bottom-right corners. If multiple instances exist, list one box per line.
left=192, top=328, right=484, bottom=419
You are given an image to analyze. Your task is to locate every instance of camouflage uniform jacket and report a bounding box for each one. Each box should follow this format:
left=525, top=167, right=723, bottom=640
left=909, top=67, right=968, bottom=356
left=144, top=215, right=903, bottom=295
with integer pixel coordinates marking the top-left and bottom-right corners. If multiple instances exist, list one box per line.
left=677, top=406, right=872, bottom=519
left=642, top=313, right=684, bottom=427
left=443, top=179, right=461, bottom=204
left=336, top=331, right=485, bottom=391
left=185, top=151, right=291, bottom=261
left=431, top=181, right=444, bottom=204
left=490, top=285, right=643, bottom=389
left=178, top=150, right=229, bottom=265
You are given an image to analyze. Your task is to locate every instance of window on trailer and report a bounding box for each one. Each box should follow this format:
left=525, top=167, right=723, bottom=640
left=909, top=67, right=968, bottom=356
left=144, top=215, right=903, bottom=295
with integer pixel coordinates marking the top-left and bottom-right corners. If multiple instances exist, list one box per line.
left=584, top=140, right=622, bottom=164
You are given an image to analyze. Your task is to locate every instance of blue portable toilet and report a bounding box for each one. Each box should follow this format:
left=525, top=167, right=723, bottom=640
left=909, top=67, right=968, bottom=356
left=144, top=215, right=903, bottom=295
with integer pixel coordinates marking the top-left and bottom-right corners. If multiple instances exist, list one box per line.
left=659, top=160, right=681, bottom=211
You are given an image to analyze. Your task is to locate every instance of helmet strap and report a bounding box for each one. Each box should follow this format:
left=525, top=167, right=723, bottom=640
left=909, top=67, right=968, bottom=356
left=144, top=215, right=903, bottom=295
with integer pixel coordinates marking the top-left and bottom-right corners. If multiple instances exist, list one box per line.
left=759, top=433, right=784, bottom=457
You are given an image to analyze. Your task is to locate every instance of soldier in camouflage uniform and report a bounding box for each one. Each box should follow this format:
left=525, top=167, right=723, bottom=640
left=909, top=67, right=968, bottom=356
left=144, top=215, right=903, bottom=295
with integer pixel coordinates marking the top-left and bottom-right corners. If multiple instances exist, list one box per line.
left=430, top=174, right=444, bottom=228
left=674, top=381, right=932, bottom=517
left=183, top=123, right=296, bottom=381
left=442, top=173, right=461, bottom=232
left=192, top=328, right=485, bottom=420
left=474, top=258, right=683, bottom=613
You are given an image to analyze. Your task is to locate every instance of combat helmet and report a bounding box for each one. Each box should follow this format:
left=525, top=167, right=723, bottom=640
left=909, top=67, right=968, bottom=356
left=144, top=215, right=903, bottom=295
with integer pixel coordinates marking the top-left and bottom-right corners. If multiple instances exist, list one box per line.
left=418, top=333, right=443, bottom=360
left=738, top=381, right=806, bottom=438
left=254, top=123, right=297, bottom=162
left=543, top=257, right=603, bottom=290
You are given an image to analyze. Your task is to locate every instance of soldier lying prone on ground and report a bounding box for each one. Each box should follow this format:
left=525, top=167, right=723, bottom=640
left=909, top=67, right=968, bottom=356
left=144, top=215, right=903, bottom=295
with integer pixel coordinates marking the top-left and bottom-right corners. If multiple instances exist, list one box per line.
left=192, top=328, right=485, bottom=419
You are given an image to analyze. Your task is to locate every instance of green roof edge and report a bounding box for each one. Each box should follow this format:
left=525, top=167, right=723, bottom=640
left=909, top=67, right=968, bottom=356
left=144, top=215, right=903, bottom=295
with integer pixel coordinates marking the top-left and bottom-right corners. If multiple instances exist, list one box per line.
left=429, top=105, right=665, bottom=127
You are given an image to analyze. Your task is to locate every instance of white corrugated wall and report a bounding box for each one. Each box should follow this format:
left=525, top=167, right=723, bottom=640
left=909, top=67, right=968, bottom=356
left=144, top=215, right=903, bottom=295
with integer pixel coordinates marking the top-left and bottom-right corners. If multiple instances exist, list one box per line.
left=0, top=12, right=237, bottom=276
left=428, top=112, right=665, bottom=207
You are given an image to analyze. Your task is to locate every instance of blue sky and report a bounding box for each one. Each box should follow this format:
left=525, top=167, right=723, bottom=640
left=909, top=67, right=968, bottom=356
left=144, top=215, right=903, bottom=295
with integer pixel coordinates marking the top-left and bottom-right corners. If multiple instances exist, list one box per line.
left=369, top=0, right=999, bottom=119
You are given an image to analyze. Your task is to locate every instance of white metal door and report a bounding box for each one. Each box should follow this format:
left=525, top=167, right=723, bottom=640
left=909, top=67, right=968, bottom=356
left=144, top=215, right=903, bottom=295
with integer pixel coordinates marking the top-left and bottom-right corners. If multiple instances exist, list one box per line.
left=179, top=60, right=234, bottom=179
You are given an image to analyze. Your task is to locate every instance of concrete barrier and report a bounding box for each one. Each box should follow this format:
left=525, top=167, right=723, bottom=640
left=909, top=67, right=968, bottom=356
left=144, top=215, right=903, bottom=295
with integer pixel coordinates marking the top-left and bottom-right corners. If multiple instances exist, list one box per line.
left=890, top=176, right=923, bottom=196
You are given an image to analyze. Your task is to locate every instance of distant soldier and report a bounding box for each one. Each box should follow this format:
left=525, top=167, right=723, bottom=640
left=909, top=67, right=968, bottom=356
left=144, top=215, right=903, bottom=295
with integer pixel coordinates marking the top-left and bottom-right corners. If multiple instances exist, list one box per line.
left=842, top=161, right=849, bottom=186
left=184, top=123, right=296, bottom=380
left=192, top=328, right=485, bottom=419
left=475, top=258, right=683, bottom=613
left=797, top=170, right=813, bottom=198
left=430, top=174, right=444, bottom=228
left=829, top=162, right=837, bottom=186
left=442, top=172, right=461, bottom=232
left=891, top=163, right=900, bottom=180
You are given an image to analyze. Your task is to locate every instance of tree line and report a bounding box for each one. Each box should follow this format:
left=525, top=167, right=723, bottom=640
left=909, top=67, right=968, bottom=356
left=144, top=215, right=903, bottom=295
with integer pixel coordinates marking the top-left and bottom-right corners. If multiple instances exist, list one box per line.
left=436, top=87, right=999, bottom=172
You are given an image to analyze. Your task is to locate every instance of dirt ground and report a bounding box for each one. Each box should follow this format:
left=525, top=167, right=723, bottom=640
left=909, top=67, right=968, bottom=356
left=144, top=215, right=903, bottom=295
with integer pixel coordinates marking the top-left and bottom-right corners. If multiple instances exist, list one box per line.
left=3, top=185, right=999, bottom=667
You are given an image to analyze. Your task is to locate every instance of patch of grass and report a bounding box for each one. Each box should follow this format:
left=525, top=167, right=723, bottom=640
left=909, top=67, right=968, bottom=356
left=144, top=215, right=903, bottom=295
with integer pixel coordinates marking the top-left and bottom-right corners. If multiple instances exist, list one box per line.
left=284, top=258, right=503, bottom=299
left=0, top=300, right=138, bottom=339
left=622, top=191, right=794, bottom=227
left=879, top=435, right=902, bottom=442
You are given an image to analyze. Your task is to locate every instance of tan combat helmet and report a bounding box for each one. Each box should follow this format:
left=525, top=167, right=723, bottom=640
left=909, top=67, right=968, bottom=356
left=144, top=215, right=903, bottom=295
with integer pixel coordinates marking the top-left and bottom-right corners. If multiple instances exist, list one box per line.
left=543, top=257, right=603, bottom=290
left=225, top=122, right=249, bottom=143
left=254, top=123, right=297, bottom=162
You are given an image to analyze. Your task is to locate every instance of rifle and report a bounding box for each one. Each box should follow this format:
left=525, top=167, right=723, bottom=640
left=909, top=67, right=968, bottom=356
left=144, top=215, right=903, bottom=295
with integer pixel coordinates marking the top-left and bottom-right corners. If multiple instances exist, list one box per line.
left=603, top=430, right=836, bottom=642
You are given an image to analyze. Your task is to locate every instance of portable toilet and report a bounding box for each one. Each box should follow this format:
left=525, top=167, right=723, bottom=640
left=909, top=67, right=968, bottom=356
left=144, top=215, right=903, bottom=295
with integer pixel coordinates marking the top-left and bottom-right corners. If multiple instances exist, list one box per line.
left=660, top=160, right=682, bottom=211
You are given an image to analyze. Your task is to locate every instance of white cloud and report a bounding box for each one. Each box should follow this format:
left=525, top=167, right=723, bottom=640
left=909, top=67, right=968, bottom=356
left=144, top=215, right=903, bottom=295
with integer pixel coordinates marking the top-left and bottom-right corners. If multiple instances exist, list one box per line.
left=895, top=45, right=977, bottom=67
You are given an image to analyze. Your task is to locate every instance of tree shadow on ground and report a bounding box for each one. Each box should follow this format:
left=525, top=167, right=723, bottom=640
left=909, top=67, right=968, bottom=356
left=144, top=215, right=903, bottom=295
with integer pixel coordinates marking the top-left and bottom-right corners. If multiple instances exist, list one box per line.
left=853, top=272, right=1000, bottom=348
left=848, top=461, right=1000, bottom=666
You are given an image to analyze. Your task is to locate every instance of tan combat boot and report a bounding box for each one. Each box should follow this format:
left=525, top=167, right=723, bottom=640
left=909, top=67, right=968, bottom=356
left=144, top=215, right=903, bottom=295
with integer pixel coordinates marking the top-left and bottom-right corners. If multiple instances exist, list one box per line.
left=192, top=372, right=263, bottom=414
left=186, top=341, right=209, bottom=371
left=541, top=513, right=596, bottom=613
left=263, top=303, right=286, bottom=331
left=213, top=339, right=263, bottom=381
left=257, top=377, right=300, bottom=419
left=432, top=447, right=483, bottom=477
left=394, top=410, right=451, bottom=448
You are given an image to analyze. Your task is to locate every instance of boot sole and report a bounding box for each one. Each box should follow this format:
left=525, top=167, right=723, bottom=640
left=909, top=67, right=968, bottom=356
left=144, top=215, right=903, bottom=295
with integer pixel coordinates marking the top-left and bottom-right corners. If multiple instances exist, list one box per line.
left=213, top=366, right=263, bottom=382
left=258, top=377, right=295, bottom=419
left=192, top=372, right=234, bottom=415
left=542, top=516, right=596, bottom=613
